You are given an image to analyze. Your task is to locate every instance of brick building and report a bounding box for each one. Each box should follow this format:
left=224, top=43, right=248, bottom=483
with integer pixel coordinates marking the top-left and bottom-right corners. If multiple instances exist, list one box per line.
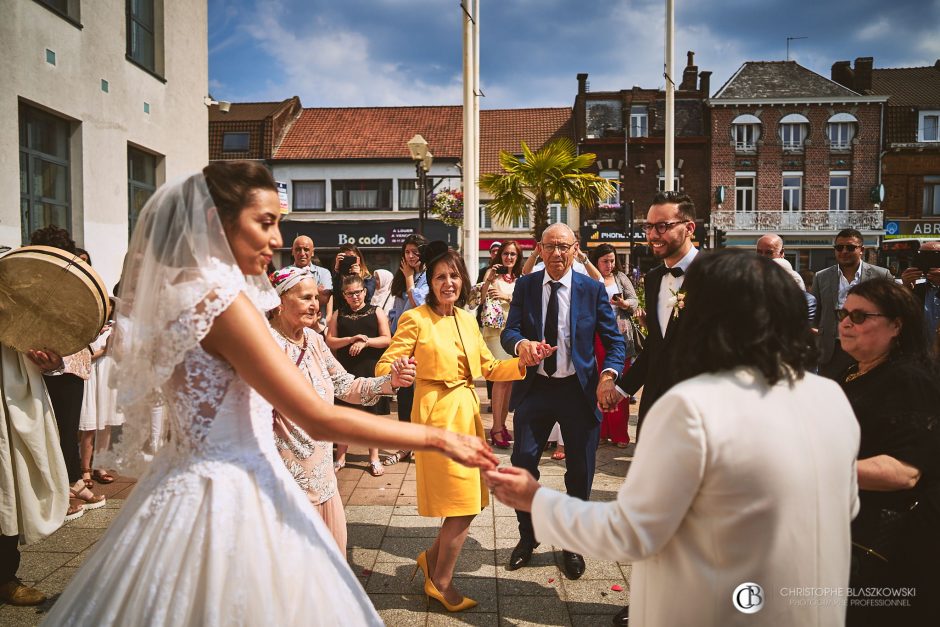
left=708, top=61, right=887, bottom=271
left=573, top=52, right=712, bottom=271
left=832, top=57, right=940, bottom=255
left=210, top=104, right=578, bottom=272
left=208, top=97, right=301, bottom=161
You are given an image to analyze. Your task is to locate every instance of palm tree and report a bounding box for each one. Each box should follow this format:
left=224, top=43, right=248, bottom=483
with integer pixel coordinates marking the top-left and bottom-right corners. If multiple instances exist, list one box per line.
left=479, top=138, right=616, bottom=240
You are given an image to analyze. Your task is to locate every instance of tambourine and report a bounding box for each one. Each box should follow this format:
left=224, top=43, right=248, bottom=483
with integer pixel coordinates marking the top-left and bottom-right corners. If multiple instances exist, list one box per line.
left=0, top=245, right=111, bottom=356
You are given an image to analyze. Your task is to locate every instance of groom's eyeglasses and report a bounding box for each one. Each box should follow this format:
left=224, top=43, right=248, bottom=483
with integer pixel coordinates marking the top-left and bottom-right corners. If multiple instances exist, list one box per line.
left=643, top=221, right=686, bottom=235
left=833, top=244, right=860, bottom=252
left=835, top=308, right=887, bottom=324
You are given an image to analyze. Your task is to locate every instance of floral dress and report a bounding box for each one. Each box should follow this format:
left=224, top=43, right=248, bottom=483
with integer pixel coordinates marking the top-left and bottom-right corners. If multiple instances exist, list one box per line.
left=270, top=327, right=394, bottom=554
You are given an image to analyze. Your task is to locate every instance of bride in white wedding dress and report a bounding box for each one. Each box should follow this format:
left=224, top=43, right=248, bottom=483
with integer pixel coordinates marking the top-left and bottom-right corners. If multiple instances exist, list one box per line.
left=43, top=161, right=498, bottom=626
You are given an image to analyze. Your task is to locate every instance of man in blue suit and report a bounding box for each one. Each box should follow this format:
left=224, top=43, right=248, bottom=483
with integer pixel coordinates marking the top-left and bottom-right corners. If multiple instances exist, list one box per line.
left=501, top=223, right=625, bottom=579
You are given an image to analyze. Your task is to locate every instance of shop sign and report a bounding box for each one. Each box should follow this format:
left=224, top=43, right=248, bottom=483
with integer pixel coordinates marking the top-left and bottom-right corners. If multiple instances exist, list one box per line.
left=280, top=218, right=458, bottom=249
left=884, top=219, right=940, bottom=240
left=478, top=238, right=536, bottom=251
left=276, top=181, right=289, bottom=214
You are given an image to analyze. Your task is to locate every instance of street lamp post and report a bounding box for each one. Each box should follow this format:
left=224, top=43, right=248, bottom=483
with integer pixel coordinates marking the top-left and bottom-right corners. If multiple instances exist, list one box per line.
left=407, top=134, right=434, bottom=235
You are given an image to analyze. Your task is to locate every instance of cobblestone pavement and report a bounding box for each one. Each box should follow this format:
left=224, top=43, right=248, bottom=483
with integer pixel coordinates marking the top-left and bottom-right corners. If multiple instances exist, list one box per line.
left=2, top=383, right=638, bottom=626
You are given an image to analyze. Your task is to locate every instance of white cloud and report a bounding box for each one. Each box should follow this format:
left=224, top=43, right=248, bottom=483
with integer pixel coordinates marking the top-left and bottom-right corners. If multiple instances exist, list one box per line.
left=231, top=0, right=464, bottom=106
left=856, top=17, right=891, bottom=42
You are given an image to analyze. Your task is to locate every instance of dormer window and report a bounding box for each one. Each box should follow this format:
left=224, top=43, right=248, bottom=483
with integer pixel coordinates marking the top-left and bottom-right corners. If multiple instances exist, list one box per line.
left=920, top=111, right=940, bottom=142
left=779, top=113, right=809, bottom=151
left=827, top=113, right=858, bottom=151
left=732, top=114, right=761, bottom=152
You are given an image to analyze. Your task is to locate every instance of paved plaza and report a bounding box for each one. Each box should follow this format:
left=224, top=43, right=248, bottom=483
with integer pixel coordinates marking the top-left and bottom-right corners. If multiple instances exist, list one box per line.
left=1, top=383, right=638, bottom=626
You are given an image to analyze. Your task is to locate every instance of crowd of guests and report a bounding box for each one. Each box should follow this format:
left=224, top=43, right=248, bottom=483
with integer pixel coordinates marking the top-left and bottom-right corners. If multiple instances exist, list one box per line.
left=2, top=163, right=938, bottom=626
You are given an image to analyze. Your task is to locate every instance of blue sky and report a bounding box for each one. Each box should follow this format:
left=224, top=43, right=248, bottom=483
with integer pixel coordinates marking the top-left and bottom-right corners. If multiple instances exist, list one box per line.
left=209, top=0, right=940, bottom=109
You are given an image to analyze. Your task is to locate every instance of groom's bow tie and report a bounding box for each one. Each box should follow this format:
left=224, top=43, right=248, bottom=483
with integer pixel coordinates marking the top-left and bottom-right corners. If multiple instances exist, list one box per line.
left=667, top=266, right=684, bottom=278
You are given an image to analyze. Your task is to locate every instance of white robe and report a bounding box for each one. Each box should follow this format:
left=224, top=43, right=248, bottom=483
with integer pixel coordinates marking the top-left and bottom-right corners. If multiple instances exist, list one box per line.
left=0, top=344, right=68, bottom=544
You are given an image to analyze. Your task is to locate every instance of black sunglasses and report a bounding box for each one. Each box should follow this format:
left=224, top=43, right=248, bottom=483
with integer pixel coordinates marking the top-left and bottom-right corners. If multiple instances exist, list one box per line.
left=836, top=308, right=887, bottom=324
left=833, top=244, right=861, bottom=252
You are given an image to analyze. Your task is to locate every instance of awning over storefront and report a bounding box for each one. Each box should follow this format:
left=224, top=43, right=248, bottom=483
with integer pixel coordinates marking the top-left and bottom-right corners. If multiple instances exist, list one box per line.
left=279, top=218, right=459, bottom=250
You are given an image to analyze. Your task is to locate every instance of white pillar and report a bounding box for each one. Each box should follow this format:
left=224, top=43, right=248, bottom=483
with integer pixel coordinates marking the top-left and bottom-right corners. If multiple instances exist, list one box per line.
left=461, top=0, right=479, bottom=274
left=664, top=0, right=675, bottom=192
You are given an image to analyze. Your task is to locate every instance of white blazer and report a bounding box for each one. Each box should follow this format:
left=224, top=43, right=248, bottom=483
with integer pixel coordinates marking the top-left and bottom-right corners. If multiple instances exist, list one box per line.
left=532, top=368, right=860, bottom=627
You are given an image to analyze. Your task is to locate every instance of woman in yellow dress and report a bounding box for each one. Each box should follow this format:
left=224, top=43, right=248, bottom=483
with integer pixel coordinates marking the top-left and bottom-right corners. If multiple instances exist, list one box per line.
left=377, top=242, right=547, bottom=612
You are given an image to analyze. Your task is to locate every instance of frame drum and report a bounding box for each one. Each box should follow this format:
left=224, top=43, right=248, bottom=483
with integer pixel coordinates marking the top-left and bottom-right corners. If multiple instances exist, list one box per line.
left=0, top=245, right=111, bottom=356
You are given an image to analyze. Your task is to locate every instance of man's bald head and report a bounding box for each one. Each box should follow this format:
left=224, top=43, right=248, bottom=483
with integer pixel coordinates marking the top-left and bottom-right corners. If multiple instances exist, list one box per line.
left=292, top=235, right=314, bottom=268
left=542, top=223, right=575, bottom=240
left=756, top=233, right=784, bottom=258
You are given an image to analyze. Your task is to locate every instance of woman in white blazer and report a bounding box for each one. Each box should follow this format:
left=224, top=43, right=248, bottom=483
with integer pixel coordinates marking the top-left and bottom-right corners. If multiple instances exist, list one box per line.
left=487, top=249, right=861, bottom=627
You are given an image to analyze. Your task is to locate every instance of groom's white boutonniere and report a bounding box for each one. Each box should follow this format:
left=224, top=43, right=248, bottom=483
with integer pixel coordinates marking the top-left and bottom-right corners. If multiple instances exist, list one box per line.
left=667, top=289, right=686, bottom=319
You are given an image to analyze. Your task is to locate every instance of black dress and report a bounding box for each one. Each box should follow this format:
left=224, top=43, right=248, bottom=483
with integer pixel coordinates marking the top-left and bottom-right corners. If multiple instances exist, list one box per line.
left=841, top=356, right=940, bottom=626
left=334, top=305, right=390, bottom=415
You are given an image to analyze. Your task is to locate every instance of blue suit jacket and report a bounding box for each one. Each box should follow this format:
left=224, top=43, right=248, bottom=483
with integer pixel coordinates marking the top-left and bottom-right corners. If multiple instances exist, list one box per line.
left=501, top=270, right=626, bottom=421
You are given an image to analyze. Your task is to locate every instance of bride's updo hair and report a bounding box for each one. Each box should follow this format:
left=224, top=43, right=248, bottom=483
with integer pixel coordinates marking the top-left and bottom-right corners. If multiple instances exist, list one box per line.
left=203, top=161, right=277, bottom=227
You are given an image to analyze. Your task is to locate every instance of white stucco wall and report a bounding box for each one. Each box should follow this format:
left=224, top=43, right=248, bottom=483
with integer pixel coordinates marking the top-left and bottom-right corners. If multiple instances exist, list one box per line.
left=0, top=0, right=208, bottom=290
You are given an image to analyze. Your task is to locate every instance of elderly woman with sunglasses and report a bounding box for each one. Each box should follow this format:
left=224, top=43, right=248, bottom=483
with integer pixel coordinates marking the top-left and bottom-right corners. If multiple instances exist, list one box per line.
left=837, top=278, right=940, bottom=626
left=268, top=266, right=415, bottom=553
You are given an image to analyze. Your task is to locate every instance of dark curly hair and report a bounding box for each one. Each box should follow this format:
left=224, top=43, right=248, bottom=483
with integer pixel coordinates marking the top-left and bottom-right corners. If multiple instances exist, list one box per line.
left=666, top=249, right=817, bottom=387
left=29, top=225, right=76, bottom=254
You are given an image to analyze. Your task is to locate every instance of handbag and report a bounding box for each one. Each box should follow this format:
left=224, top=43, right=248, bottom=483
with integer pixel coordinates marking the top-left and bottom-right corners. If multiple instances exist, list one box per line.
left=631, top=317, right=646, bottom=353
left=852, top=500, right=924, bottom=567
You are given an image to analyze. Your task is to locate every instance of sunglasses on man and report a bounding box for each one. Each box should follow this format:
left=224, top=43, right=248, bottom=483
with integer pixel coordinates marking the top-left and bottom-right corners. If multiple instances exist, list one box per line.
left=833, top=244, right=861, bottom=252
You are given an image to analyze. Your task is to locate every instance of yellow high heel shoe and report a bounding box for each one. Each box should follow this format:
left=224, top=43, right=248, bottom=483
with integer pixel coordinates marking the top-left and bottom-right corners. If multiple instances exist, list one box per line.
left=424, top=577, right=478, bottom=612
left=410, top=551, right=429, bottom=581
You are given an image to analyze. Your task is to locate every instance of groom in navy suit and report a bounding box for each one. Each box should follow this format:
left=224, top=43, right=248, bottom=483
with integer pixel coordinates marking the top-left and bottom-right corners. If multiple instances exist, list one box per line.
left=501, top=223, right=625, bottom=579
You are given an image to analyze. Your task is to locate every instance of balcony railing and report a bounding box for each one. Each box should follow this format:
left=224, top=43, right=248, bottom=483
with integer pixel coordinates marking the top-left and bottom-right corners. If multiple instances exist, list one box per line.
left=711, top=210, right=883, bottom=232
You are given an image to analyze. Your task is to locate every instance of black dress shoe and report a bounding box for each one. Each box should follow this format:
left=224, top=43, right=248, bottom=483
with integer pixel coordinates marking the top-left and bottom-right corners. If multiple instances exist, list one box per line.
left=507, top=540, right=539, bottom=571
left=612, top=604, right=629, bottom=626
left=561, top=550, right=585, bottom=579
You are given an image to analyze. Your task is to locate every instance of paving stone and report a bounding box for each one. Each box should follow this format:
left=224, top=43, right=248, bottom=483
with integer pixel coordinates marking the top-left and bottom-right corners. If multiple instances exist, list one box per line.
left=365, top=560, right=426, bottom=594
left=13, top=552, right=74, bottom=582
left=385, top=515, right=441, bottom=538
left=66, top=506, right=121, bottom=529
left=347, top=547, right=379, bottom=575
left=454, top=550, right=496, bottom=578
left=21, top=528, right=102, bottom=554
left=392, top=504, right=420, bottom=516
left=345, top=505, right=394, bottom=524
left=427, top=611, right=499, bottom=626
left=369, top=593, right=428, bottom=626
left=560, top=579, right=629, bottom=614
left=395, top=495, right=419, bottom=506
left=347, top=522, right=387, bottom=549
left=497, top=594, right=571, bottom=626
left=358, top=471, right=405, bottom=490
left=347, top=488, right=399, bottom=506
left=0, top=604, right=54, bottom=626
left=378, top=536, right=434, bottom=563
left=399, top=480, right=418, bottom=497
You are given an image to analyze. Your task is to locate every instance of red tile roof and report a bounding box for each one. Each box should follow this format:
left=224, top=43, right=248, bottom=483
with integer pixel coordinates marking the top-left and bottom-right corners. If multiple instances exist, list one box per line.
left=271, top=105, right=574, bottom=175
left=275, top=106, right=464, bottom=160
left=480, top=108, right=574, bottom=175
left=871, top=63, right=940, bottom=107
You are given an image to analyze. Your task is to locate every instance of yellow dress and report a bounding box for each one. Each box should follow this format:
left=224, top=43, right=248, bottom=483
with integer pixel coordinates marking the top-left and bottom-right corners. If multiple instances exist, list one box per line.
left=376, top=305, right=524, bottom=517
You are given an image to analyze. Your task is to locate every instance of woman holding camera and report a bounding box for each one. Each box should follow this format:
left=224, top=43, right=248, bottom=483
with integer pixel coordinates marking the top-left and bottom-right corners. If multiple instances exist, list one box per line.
left=470, top=240, right=523, bottom=448
left=590, top=244, right=639, bottom=447
left=332, top=243, right=375, bottom=313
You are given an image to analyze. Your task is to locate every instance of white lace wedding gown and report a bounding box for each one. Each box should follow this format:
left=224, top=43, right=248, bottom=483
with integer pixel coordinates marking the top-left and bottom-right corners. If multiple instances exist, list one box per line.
left=43, top=307, right=382, bottom=625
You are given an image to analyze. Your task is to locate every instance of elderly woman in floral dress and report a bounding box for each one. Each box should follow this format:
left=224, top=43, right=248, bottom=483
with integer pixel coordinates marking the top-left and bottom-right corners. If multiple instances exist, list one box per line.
left=267, top=266, right=415, bottom=552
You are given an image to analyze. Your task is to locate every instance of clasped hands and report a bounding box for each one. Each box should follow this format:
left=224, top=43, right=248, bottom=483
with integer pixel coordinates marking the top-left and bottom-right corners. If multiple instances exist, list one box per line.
left=516, top=340, right=558, bottom=368
left=389, top=356, right=417, bottom=388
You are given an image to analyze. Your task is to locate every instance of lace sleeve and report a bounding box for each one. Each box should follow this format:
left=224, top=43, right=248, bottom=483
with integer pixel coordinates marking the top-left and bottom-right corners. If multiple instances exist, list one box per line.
left=308, top=332, right=394, bottom=406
